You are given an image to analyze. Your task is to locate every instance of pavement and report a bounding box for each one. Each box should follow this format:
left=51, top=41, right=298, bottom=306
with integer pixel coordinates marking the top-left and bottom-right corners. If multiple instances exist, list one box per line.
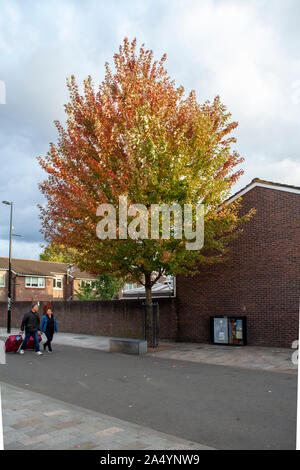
left=0, top=334, right=297, bottom=450
left=1, top=383, right=211, bottom=450
left=149, top=342, right=298, bottom=374
left=1, top=328, right=297, bottom=373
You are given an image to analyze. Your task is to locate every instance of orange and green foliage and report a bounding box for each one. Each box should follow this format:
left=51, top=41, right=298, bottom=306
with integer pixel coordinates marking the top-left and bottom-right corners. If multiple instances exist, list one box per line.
left=38, top=38, right=252, bottom=344
left=39, top=243, right=77, bottom=264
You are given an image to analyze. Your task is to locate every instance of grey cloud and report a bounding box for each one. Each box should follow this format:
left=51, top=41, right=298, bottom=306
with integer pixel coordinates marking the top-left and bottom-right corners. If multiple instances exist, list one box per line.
left=0, top=0, right=299, bottom=258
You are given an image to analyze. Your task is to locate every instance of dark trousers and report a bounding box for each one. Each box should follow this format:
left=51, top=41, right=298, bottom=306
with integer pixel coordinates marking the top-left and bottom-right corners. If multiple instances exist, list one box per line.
left=21, top=331, right=40, bottom=352
left=44, top=332, right=54, bottom=351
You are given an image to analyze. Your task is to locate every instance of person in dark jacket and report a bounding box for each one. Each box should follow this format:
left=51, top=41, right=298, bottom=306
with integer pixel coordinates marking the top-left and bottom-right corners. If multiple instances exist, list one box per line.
left=40, top=308, right=58, bottom=353
left=20, top=303, right=42, bottom=355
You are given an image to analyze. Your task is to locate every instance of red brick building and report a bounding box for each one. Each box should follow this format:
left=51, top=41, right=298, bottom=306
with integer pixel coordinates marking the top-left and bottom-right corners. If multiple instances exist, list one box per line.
left=0, top=258, right=97, bottom=302
left=176, top=179, right=300, bottom=348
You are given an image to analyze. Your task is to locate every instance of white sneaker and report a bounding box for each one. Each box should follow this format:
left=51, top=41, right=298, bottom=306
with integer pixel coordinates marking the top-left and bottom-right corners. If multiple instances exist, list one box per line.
left=19, top=350, right=24, bottom=354
left=36, top=351, right=43, bottom=356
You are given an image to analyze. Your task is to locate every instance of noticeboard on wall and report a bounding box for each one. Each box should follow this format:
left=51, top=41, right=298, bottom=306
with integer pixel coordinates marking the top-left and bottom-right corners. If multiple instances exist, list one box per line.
left=210, top=316, right=247, bottom=346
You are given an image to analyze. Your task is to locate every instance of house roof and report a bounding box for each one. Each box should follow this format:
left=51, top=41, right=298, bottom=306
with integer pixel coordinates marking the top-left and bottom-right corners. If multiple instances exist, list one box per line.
left=69, top=265, right=98, bottom=280
left=224, top=178, right=300, bottom=206
left=0, top=257, right=96, bottom=280
left=122, top=280, right=174, bottom=299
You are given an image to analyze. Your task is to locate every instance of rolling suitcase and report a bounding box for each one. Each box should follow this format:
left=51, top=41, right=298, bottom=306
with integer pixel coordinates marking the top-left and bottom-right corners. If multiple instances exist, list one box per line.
left=5, top=334, right=23, bottom=353
left=26, top=332, right=42, bottom=350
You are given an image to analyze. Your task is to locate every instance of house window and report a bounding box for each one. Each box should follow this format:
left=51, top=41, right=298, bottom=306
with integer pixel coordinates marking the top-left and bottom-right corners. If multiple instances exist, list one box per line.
left=53, top=277, right=63, bottom=289
left=0, top=274, right=5, bottom=288
left=25, top=277, right=45, bottom=288
left=81, top=280, right=97, bottom=290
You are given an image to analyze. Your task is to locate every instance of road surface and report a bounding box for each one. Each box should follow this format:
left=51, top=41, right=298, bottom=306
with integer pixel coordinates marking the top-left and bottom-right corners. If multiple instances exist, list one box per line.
left=0, top=344, right=297, bottom=450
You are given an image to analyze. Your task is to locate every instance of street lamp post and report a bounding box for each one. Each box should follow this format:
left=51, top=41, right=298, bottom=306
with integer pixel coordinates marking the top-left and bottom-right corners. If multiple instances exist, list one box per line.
left=2, top=201, right=13, bottom=334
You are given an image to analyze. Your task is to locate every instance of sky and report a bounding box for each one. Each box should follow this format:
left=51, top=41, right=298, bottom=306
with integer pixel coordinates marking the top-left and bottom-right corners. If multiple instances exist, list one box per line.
left=0, top=0, right=299, bottom=260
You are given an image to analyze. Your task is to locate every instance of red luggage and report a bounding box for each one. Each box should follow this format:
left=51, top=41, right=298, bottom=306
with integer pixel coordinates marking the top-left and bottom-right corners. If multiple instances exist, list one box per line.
left=5, top=334, right=23, bottom=353
left=26, top=333, right=42, bottom=350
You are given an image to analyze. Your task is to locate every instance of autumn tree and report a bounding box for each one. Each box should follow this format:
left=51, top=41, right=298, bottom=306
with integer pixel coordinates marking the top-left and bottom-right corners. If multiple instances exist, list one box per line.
left=38, top=38, right=252, bottom=346
left=75, top=275, right=123, bottom=301
left=40, top=243, right=77, bottom=263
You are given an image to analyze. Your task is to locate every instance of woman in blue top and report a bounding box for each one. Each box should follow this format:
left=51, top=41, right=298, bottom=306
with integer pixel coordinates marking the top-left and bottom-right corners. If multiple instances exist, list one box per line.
left=41, top=307, right=58, bottom=353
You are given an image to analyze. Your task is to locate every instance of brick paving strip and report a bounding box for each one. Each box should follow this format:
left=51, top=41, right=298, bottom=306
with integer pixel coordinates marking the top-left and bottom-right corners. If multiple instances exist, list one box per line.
left=0, top=382, right=213, bottom=450
left=148, top=343, right=298, bottom=373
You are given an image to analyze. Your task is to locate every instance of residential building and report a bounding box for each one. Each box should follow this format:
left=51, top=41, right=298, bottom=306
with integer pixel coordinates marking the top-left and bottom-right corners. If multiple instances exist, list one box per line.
left=0, top=258, right=97, bottom=302
left=175, top=178, right=300, bottom=347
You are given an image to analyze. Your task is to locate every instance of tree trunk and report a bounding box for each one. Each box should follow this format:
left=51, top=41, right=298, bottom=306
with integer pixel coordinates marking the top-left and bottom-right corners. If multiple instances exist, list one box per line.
left=145, top=273, right=154, bottom=347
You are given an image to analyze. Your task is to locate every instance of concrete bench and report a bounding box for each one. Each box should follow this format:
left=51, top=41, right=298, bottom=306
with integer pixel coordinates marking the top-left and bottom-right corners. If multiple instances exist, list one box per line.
left=109, top=338, right=147, bottom=355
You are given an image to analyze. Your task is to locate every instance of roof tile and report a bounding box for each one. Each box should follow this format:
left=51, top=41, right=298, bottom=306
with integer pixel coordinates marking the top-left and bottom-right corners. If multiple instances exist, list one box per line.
left=0, top=257, right=96, bottom=279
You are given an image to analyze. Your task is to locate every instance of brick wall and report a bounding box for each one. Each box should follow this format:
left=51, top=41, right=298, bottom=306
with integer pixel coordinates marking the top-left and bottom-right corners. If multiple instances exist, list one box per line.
left=72, top=279, right=85, bottom=299
left=0, top=298, right=178, bottom=341
left=0, top=273, right=67, bottom=302
left=0, top=270, right=6, bottom=302
left=176, top=186, right=300, bottom=347
left=0, top=274, right=85, bottom=302
left=14, top=276, right=54, bottom=302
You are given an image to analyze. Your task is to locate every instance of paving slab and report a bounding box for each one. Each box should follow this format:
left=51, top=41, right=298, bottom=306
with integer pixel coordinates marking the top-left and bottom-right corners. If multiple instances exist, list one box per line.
left=149, top=342, right=298, bottom=373
left=0, top=382, right=213, bottom=450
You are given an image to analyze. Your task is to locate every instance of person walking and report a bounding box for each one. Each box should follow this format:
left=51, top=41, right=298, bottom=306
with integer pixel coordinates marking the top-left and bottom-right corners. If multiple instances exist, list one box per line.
left=19, top=303, right=43, bottom=355
left=41, top=307, right=57, bottom=353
